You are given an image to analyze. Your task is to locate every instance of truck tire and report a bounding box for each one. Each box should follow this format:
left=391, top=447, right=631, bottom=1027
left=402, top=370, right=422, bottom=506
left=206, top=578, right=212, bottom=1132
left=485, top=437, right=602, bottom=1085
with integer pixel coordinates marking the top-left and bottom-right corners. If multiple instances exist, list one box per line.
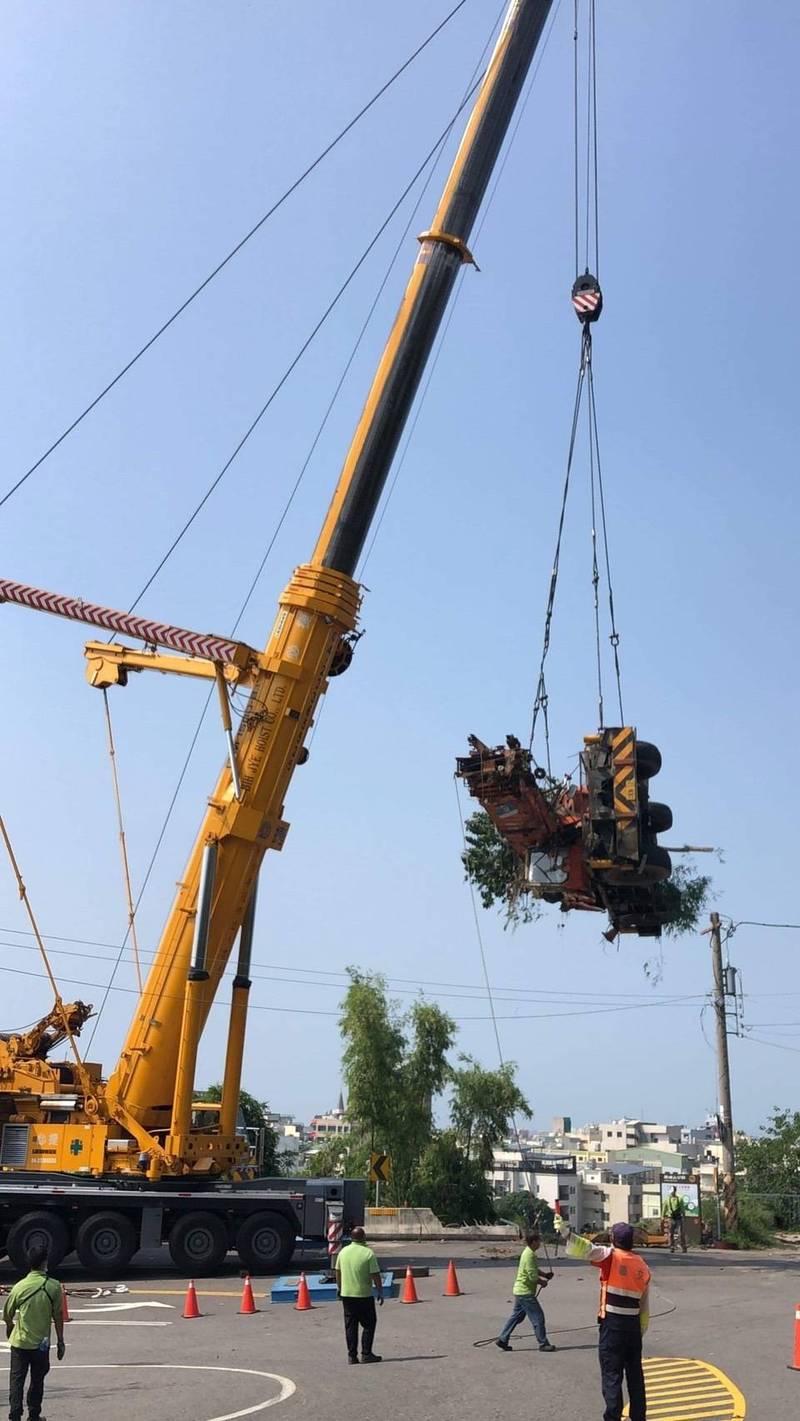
left=635, top=741, right=662, bottom=778
left=168, top=1212, right=229, bottom=1274
left=6, top=1212, right=70, bottom=1271
left=236, top=1212, right=294, bottom=1274
left=76, top=1212, right=137, bottom=1274
left=647, top=801, right=673, bottom=833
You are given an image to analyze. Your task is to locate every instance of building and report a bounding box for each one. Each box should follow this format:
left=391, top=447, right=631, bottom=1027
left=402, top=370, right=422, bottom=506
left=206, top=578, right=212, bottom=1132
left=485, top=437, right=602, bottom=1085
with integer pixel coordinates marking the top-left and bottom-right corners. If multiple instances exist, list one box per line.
left=581, top=1162, right=661, bottom=1231
left=307, top=1092, right=351, bottom=1142
left=489, top=1150, right=583, bottom=1229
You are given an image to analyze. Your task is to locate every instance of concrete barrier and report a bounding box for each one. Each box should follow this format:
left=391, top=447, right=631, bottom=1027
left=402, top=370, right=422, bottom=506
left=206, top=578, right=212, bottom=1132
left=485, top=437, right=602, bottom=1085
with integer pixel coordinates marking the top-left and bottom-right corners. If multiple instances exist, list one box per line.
left=364, top=1207, right=519, bottom=1241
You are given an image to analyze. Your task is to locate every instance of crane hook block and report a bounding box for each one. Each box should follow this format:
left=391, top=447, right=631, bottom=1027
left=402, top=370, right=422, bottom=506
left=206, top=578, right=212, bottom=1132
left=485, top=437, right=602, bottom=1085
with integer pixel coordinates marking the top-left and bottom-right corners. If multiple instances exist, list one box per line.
left=571, top=271, right=603, bottom=323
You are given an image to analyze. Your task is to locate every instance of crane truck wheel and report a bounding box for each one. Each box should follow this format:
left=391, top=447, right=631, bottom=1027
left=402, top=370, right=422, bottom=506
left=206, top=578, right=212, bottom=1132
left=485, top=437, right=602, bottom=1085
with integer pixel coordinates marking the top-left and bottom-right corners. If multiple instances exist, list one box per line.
left=6, top=1212, right=70, bottom=1271
left=236, top=1211, right=294, bottom=1273
left=75, top=1211, right=137, bottom=1274
left=168, top=1211, right=229, bottom=1274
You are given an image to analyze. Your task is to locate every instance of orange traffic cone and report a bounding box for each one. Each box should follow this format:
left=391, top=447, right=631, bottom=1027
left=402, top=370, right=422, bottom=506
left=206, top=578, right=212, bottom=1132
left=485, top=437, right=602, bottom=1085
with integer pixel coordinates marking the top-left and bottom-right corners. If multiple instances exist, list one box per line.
left=62, top=1289, right=71, bottom=1323
left=295, top=1272, right=313, bottom=1311
left=790, top=1303, right=800, bottom=1370
left=239, top=1275, right=257, bottom=1314
left=444, top=1260, right=462, bottom=1297
left=400, top=1265, right=419, bottom=1304
left=182, top=1279, right=201, bottom=1319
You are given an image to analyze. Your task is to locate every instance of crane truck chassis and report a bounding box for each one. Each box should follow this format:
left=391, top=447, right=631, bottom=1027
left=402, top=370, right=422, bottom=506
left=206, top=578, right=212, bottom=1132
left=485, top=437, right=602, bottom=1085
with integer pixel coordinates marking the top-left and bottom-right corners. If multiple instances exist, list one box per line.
left=0, top=1172, right=364, bottom=1275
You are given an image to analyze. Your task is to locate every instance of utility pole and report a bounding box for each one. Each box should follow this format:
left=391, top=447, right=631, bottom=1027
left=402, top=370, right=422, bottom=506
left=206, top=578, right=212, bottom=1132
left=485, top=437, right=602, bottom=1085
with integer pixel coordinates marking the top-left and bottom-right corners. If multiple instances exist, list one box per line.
left=709, top=911, right=738, bottom=1233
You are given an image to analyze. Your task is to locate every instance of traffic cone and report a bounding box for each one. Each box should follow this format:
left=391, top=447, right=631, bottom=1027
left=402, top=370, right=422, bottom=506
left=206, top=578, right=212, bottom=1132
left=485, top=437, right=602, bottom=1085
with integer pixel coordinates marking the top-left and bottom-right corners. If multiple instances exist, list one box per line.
left=182, top=1279, right=201, bottom=1319
left=294, top=1272, right=313, bottom=1311
left=62, top=1289, right=71, bottom=1323
left=444, top=1260, right=462, bottom=1297
left=790, top=1303, right=800, bottom=1370
left=239, top=1275, right=257, bottom=1314
left=400, top=1265, right=419, bottom=1304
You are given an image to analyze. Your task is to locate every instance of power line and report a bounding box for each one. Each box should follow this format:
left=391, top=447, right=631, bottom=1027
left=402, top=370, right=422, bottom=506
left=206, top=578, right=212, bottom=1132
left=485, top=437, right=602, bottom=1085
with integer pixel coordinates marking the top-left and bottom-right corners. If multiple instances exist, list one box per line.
left=0, top=0, right=474, bottom=513
left=734, top=919, right=800, bottom=931
left=126, top=73, right=485, bottom=613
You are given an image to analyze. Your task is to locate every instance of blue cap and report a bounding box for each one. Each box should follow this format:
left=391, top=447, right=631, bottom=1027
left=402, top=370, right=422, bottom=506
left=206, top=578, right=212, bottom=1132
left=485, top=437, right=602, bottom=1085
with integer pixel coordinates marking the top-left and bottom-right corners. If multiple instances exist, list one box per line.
left=611, top=1223, right=634, bottom=1250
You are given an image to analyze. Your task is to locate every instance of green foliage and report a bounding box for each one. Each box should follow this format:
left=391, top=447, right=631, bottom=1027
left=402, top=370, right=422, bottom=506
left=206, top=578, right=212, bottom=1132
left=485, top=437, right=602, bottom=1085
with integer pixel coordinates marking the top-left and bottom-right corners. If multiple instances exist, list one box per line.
left=302, top=1133, right=370, bottom=1181
left=449, top=1056, right=531, bottom=1170
left=726, top=1196, right=776, bottom=1249
left=653, top=861, right=712, bottom=938
left=339, top=971, right=456, bottom=1204
left=461, top=811, right=539, bottom=928
left=738, top=1108, right=800, bottom=1214
left=493, top=1191, right=555, bottom=1236
left=414, top=1131, right=496, bottom=1225
left=196, top=1082, right=279, bottom=1175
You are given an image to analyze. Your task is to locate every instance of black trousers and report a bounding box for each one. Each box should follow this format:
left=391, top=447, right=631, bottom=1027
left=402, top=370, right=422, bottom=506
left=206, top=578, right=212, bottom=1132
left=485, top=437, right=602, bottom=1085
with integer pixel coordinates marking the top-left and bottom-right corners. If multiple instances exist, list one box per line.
left=341, top=1296, right=377, bottom=1359
left=598, top=1319, right=646, bottom=1421
left=8, top=1345, right=50, bottom=1421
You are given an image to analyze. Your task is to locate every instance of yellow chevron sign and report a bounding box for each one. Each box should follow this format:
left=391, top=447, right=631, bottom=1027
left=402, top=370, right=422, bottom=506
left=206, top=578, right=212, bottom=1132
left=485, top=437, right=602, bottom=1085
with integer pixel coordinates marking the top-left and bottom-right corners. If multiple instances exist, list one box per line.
left=624, top=1357, right=746, bottom=1419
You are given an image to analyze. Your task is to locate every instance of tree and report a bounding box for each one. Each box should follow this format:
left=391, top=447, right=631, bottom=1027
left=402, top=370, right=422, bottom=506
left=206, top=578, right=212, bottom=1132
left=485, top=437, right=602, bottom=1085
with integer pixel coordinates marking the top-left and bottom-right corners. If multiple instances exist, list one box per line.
left=415, top=1131, right=496, bottom=1225
left=196, top=1083, right=279, bottom=1175
left=738, top=1108, right=800, bottom=1224
left=339, top=971, right=456, bottom=1204
left=302, top=1133, right=370, bottom=1181
left=449, top=1056, right=531, bottom=1169
left=493, top=1190, right=554, bottom=1236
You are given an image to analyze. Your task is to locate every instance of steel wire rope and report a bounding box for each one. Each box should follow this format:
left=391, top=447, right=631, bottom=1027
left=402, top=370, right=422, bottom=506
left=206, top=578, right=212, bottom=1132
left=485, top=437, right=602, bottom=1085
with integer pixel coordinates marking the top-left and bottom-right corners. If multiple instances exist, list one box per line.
left=0, top=0, right=474, bottom=513
left=83, top=57, right=506, bottom=1052
left=453, top=775, right=536, bottom=1198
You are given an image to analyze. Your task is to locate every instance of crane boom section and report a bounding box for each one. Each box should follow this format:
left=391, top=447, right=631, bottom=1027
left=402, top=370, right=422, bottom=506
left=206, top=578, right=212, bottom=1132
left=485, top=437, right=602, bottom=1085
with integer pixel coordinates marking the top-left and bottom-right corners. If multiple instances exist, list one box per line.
left=103, top=0, right=555, bottom=1166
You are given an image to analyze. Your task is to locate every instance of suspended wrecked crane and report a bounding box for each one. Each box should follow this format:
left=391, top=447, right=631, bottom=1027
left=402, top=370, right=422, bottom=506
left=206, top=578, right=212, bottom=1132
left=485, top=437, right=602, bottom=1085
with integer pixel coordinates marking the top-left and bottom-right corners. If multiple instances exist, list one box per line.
left=0, top=0, right=557, bottom=1274
left=456, top=731, right=672, bottom=938
left=456, top=25, right=676, bottom=940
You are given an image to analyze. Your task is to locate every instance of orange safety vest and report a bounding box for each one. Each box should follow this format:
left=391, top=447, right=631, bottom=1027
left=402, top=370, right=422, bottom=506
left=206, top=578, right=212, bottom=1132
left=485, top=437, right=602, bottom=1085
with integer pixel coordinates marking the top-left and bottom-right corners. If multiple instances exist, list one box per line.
left=596, top=1248, right=651, bottom=1322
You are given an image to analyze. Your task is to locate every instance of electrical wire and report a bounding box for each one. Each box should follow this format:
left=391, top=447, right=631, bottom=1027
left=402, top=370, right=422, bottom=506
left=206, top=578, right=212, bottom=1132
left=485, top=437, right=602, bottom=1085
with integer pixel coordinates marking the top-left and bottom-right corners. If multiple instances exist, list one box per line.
left=125, top=74, right=486, bottom=613
left=0, top=924, right=706, bottom=1001
left=0, top=0, right=474, bottom=513
left=0, top=957, right=702, bottom=1025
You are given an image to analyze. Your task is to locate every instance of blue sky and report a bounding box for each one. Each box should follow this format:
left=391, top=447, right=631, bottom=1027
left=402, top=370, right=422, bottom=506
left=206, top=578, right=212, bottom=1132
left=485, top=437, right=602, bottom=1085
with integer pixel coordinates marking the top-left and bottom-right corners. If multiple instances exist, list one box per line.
left=1, top=1, right=798, bottom=1135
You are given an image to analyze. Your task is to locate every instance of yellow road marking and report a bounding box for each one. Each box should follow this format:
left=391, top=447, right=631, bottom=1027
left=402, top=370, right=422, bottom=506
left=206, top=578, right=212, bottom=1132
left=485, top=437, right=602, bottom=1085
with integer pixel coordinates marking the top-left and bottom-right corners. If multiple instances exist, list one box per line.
left=130, top=1288, right=269, bottom=1299
left=624, top=1359, right=745, bottom=1420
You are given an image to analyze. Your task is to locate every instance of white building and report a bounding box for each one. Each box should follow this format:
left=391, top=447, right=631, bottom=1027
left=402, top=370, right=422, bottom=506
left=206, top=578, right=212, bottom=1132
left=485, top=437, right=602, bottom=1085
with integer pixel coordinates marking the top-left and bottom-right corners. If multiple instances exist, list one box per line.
left=489, top=1150, right=583, bottom=1229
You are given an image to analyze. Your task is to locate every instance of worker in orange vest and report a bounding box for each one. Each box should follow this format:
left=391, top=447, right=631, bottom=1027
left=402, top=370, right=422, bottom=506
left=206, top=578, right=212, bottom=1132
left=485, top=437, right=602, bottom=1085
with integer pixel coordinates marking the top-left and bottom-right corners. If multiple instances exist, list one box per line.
left=555, top=1217, right=650, bottom=1421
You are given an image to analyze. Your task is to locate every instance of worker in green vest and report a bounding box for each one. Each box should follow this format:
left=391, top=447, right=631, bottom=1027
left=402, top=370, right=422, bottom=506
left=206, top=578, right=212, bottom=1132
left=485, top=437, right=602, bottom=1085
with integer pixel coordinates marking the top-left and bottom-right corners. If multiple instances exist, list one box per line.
left=662, top=1186, right=688, bottom=1254
left=335, top=1226, right=384, bottom=1365
left=3, top=1243, right=66, bottom=1421
left=495, top=1228, right=556, bottom=1353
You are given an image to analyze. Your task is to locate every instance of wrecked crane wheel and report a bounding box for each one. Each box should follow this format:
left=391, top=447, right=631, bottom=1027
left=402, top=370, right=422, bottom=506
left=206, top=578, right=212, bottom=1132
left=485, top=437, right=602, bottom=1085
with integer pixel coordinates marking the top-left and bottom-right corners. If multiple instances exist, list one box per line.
left=635, top=741, right=662, bottom=778
left=76, top=1211, right=137, bottom=1273
left=6, top=1211, right=70, bottom=1271
left=168, top=1211, right=229, bottom=1274
left=647, top=801, right=673, bottom=833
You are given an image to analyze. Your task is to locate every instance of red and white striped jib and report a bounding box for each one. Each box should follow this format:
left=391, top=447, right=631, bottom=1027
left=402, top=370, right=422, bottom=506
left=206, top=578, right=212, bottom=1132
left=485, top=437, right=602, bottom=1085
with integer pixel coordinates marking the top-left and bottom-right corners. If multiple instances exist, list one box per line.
left=0, top=577, right=241, bottom=663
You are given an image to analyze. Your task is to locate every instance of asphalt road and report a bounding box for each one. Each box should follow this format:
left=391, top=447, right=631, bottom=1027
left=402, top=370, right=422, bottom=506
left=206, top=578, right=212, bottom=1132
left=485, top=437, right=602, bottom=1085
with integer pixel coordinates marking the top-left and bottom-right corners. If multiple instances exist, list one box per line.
left=1, top=1241, right=795, bottom=1418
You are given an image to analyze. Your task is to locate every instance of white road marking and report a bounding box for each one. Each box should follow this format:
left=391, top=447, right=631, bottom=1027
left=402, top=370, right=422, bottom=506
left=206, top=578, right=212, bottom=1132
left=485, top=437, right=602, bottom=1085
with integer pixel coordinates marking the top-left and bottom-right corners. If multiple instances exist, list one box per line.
left=68, top=1300, right=174, bottom=1313
left=59, top=1363, right=295, bottom=1418
left=68, top=1319, right=172, bottom=1326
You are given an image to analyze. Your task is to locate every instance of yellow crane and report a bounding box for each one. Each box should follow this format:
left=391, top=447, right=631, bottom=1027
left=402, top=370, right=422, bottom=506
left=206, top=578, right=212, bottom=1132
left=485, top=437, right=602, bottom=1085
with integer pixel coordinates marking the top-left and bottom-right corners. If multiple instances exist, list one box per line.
left=0, top=0, right=555, bottom=1274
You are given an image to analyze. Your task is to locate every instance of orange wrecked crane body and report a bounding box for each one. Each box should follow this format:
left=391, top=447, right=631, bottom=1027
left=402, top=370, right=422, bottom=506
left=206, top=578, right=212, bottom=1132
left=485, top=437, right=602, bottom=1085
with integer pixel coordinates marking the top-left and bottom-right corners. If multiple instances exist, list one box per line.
left=456, top=728, right=673, bottom=938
